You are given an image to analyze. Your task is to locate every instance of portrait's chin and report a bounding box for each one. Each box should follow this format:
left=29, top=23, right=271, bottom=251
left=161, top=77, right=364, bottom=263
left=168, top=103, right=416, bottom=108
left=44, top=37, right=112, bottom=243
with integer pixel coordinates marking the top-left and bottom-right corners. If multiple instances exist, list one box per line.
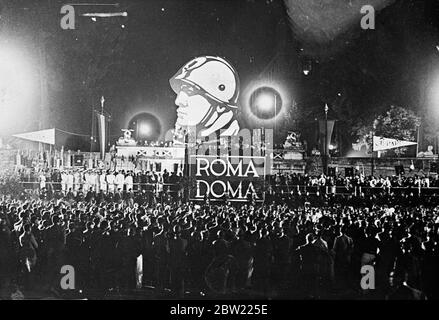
left=176, top=117, right=189, bottom=128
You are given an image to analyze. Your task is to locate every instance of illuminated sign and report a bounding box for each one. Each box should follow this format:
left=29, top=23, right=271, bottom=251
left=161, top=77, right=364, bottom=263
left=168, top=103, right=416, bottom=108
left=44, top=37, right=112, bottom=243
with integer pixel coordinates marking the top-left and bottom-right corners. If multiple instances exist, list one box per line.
left=169, top=56, right=241, bottom=144
left=190, top=155, right=266, bottom=201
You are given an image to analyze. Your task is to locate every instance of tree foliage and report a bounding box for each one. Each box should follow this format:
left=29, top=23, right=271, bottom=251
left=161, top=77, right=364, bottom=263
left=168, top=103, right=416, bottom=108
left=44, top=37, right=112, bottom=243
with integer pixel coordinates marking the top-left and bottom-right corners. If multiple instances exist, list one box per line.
left=353, top=105, right=420, bottom=155
left=0, top=171, right=24, bottom=197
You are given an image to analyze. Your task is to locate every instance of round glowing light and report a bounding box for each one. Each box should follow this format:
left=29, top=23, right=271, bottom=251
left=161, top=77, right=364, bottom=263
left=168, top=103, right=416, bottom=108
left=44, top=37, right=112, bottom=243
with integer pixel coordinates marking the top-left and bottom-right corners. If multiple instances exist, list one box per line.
left=139, top=123, right=152, bottom=136
left=128, top=113, right=162, bottom=141
left=241, top=79, right=293, bottom=132
left=249, top=86, right=282, bottom=120
left=255, top=93, right=275, bottom=112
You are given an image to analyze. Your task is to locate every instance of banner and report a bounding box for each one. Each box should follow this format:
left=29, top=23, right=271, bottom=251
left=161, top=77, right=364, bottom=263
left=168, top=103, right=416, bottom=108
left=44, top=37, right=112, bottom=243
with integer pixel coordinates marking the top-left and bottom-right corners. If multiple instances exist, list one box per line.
left=117, top=146, right=185, bottom=159
left=12, top=128, right=56, bottom=145
left=190, top=155, right=266, bottom=201
left=318, top=120, right=335, bottom=156
left=373, top=136, right=417, bottom=151
left=96, top=112, right=107, bottom=159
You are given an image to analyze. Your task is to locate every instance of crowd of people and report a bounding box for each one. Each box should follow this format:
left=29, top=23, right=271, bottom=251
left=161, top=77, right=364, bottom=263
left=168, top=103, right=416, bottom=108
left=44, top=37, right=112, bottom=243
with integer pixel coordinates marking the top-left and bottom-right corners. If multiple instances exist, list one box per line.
left=11, top=168, right=439, bottom=209
left=0, top=167, right=437, bottom=299
left=0, top=190, right=438, bottom=300
left=268, top=172, right=439, bottom=189
left=18, top=168, right=185, bottom=200
left=18, top=167, right=439, bottom=194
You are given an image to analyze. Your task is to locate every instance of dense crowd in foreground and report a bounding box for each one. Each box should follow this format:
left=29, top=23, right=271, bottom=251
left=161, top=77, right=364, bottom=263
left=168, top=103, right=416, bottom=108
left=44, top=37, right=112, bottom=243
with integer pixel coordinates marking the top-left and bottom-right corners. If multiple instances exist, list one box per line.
left=1, top=193, right=438, bottom=300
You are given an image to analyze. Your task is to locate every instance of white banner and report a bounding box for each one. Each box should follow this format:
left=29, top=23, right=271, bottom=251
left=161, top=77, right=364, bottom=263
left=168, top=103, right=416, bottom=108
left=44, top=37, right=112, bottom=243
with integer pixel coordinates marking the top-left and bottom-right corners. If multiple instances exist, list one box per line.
left=12, top=128, right=56, bottom=145
left=373, top=136, right=417, bottom=151
left=96, top=112, right=106, bottom=159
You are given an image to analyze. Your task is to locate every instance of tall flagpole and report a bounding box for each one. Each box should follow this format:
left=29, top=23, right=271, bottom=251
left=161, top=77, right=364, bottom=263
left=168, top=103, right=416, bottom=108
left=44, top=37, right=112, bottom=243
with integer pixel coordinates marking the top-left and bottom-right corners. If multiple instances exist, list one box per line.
left=100, top=96, right=105, bottom=160
left=324, top=104, right=328, bottom=175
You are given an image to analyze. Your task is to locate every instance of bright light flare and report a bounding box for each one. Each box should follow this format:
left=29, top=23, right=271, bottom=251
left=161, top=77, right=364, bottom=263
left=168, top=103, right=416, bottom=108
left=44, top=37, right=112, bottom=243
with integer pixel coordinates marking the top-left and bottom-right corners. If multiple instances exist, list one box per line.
left=0, top=44, right=37, bottom=133
left=138, top=123, right=152, bottom=136
left=428, top=71, right=439, bottom=120
left=255, top=93, right=275, bottom=112
left=242, top=79, right=292, bottom=128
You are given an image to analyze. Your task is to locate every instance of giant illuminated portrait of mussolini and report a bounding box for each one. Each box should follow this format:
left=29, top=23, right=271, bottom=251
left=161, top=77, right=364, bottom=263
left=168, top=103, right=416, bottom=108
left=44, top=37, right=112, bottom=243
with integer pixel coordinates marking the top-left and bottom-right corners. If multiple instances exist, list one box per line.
left=169, top=56, right=240, bottom=144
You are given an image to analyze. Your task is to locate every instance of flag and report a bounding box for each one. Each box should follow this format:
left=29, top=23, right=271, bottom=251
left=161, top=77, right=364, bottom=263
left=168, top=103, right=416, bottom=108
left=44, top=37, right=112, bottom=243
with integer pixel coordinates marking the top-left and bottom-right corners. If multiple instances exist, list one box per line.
left=13, top=128, right=56, bottom=145
left=95, top=111, right=107, bottom=159
left=373, top=136, right=417, bottom=151
left=318, top=120, right=335, bottom=156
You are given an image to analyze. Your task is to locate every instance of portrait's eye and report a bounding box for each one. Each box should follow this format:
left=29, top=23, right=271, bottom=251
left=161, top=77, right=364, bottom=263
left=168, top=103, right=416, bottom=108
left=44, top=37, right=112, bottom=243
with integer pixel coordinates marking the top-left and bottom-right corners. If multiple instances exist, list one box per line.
left=218, top=84, right=225, bottom=91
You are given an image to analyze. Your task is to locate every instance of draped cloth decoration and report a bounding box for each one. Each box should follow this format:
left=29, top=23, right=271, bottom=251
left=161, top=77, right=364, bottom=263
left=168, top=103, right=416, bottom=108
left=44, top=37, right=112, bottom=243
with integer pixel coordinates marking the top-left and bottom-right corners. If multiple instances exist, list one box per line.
left=95, top=111, right=107, bottom=160
left=318, top=120, right=335, bottom=156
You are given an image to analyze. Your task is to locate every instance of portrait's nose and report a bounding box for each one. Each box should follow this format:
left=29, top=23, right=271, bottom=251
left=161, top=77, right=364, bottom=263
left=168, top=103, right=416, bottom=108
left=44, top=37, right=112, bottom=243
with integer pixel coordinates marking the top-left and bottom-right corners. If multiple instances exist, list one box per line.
left=175, top=91, right=189, bottom=107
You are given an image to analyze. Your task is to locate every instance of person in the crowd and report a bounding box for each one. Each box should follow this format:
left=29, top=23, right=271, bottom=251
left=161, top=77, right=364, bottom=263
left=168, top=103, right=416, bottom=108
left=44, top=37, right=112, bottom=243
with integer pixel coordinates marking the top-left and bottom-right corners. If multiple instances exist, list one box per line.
left=376, top=222, right=399, bottom=291
left=19, top=224, right=38, bottom=288
left=272, top=226, right=291, bottom=293
left=115, top=171, right=125, bottom=193
left=168, top=225, right=188, bottom=297
left=253, top=228, right=273, bottom=296
left=87, top=170, right=96, bottom=192
left=83, top=170, right=90, bottom=193
left=61, top=171, right=68, bottom=195
left=99, top=171, right=107, bottom=193
left=65, top=222, right=82, bottom=273
left=67, top=171, right=74, bottom=194
left=296, top=233, right=320, bottom=298
left=117, top=224, right=141, bottom=290
left=39, top=171, right=46, bottom=190
left=332, top=225, right=354, bottom=291
left=73, top=170, right=81, bottom=193
left=45, top=215, right=66, bottom=294
left=386, top=269, right=427, bottom=300
left=231, top=229, right=254, bottom=290
left=152, top=224, right=169, bottom=290
left=125, top=172, right=134, bottom=193
left=205, top=230, right=237, bottom=296
left=106, top=170, right=116, bottom=194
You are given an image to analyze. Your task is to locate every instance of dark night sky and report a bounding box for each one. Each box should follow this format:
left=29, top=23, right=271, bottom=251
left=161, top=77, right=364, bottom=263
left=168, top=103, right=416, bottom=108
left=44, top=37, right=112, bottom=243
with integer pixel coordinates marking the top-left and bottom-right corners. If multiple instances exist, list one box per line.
left=1, top=0, right=438, bottom=151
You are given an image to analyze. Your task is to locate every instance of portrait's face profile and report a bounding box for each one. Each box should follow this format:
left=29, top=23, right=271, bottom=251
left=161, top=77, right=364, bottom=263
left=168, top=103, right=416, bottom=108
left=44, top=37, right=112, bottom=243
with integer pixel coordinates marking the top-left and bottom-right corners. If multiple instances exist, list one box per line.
left=174, top=84, right=211, bottom=127
left=170, top=56, right=241, bottom=139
